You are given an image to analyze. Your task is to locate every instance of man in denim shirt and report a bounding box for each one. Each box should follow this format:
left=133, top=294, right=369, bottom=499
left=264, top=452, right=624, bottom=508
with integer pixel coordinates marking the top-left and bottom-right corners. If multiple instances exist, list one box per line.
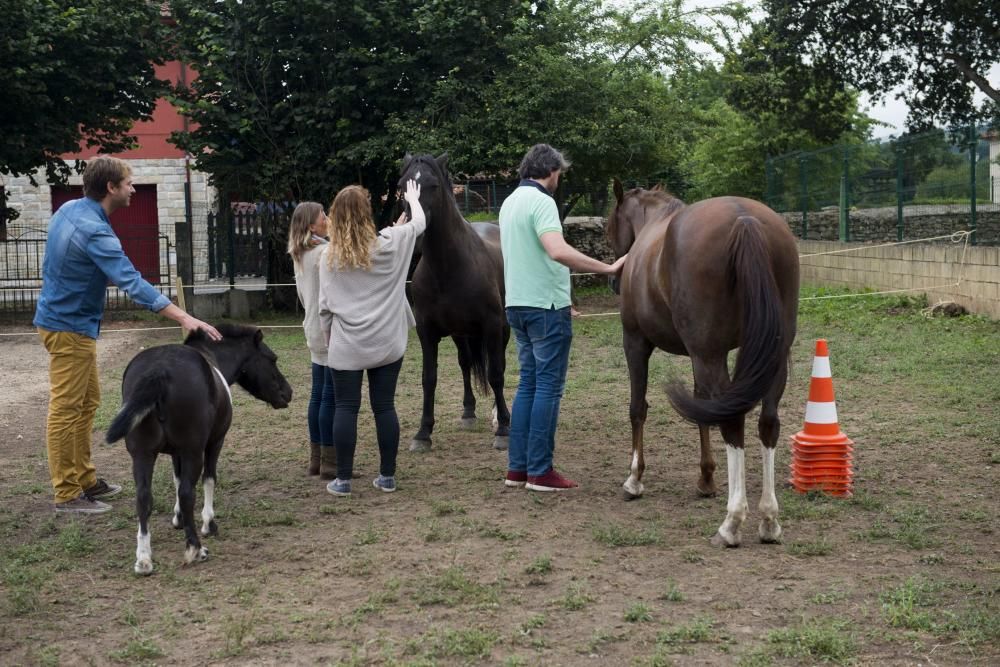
left=499, top=145, right=626, bottom=492
left=34, top=157, right=221, bottom=514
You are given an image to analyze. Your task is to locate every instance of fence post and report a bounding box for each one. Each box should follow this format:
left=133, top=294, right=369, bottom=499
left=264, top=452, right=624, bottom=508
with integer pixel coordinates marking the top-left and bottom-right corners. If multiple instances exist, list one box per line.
left=765, top=156, right=774, bottom=208
left=463, top=183, right=469, bottom=215
left=798, top=154, right=808, bottom=239
left=968, top=125, right=978, bottom=245
left=838, top=146, right=850, bottom=242
left=226, top=207, right=236, bottom=288
left=895, top=144, right=905, bottom=242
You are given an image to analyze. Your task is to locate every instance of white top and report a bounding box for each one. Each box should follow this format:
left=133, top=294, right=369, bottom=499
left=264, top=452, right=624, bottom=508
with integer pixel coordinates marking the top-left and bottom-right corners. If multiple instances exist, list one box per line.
left=294, top=239, right=329, bottom=365
left=318, top=212, right=426, bottom=371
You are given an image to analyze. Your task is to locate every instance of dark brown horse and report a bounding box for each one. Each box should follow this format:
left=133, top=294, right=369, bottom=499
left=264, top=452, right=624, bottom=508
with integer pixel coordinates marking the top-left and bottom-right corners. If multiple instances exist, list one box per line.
left=606, top=180, right=799, bottom=547
left=399, top=153, right=511, bottom=451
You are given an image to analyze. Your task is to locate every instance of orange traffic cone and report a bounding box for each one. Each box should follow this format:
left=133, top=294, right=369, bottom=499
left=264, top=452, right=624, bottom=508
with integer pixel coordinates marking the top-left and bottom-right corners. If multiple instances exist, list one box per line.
left=789, top=339, right=854, bottom=497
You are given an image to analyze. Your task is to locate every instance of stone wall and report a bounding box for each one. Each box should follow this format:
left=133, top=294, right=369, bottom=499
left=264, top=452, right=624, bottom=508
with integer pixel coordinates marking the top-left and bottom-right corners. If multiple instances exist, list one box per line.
left=782, top=206, right=1000, bottom=245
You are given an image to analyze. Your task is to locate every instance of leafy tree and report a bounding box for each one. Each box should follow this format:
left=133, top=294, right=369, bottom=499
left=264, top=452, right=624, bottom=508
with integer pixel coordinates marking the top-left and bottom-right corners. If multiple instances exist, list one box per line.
left=0, top=0, right=166, bottom=231
left=168, top=0, right=532, bottom=221
left=762, top=0, right=1000, bottom=128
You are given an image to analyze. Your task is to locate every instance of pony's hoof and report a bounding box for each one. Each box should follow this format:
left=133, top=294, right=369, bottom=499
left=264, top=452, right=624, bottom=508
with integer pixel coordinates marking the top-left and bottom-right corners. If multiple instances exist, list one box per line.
left=184, top=545, right=209, bottom=565
left=759, top=519, right=782, bottom=544
left=492, top=435, right=509, bottom=451
left=459, top=417, right=477, bottom=430
left=710, top=530, right=741, bottom=548
left=622, top=479, right=644, bottom=499
left=409, top=438, right=432, bottom=453
left=134, top=559, right=154, bottom=576
left=201, top=520, right=218, bottom=537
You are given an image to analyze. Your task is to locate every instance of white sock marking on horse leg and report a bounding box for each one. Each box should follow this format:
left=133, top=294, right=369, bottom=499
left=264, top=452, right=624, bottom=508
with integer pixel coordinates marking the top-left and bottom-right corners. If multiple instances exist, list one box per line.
left=716, top=446, right=747, bottom=546
left=623, top=450, right=644, bottom=497
left=758, top=445, right=782, bottom=542
left=135, top=524, right=153, bottom=575
left=171, top=474, right=181, bottom=528
left=201, top=478, right=215, bottom=536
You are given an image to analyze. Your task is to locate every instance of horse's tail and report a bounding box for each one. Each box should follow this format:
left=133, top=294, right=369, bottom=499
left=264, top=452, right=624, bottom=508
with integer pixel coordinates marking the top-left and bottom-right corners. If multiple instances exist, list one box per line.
left=106, top=369, right=171, bottom=443
left=667, top=216, right=786, bottom=426
left=457, top=335, right=491, bottom=395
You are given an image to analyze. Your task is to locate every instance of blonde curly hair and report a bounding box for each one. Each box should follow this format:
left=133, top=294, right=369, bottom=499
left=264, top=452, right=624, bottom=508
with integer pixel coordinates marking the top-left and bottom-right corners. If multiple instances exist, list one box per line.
left=326, top=185, right=377, bottom=271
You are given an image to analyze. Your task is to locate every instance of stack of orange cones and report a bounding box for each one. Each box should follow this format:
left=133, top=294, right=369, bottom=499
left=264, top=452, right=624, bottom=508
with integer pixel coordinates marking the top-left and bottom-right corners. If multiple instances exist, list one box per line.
left=789, top=339, right=854, bottom=497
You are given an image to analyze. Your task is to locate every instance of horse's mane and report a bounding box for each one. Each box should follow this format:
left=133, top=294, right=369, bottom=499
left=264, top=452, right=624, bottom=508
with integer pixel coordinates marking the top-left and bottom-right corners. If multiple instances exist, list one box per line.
left=185, top=322, right=258, bottom=345
left=402, top=154, right=454, bottom=190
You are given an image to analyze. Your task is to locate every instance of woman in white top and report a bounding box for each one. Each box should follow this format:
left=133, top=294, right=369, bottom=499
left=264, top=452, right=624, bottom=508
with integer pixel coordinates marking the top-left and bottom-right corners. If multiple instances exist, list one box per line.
left=319, top=179, right=425, bottom=496
left=287, top=202, right=337, bottom=478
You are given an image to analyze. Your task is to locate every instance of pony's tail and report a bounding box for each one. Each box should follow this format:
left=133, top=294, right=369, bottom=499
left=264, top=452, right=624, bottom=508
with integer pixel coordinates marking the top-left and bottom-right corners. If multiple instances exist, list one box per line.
left=667, top=216, right=786, bottom=426
left=105, top=370, right=170, bottom=443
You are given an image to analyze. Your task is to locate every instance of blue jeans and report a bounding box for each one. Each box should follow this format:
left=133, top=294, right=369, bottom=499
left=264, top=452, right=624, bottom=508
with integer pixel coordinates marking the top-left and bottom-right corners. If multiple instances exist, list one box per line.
left=506, top=306, right=573, bottom=476
left=308, top=363, right=335, bottom=446
left=331, top=357, right=404, bottom=480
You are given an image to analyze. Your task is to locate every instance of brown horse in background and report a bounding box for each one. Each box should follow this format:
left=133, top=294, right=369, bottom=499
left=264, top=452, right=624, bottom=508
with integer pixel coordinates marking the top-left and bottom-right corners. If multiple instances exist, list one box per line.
left=606, top=180, right=799, bottom=547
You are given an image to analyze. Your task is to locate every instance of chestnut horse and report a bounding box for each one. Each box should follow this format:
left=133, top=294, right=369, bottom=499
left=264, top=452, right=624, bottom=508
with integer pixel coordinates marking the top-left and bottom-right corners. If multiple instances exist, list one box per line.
left=606, top=180, right=799, bottom=547
left=399, top=153, right=511, bottom=451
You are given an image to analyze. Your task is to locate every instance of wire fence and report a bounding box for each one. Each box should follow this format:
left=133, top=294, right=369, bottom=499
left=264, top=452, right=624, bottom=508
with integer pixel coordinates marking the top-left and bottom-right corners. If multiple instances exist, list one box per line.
left=766, top=124, right=1000, bottom=245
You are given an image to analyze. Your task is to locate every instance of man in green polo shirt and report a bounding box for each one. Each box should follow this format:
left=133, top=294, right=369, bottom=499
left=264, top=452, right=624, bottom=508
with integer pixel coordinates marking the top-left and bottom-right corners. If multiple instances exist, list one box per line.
left=499, top=144, right=626, bottom=492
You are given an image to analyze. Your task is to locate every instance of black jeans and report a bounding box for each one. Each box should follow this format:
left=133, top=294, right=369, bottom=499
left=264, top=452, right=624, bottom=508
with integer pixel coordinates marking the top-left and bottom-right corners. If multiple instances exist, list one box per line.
left=331, top=357, right=404, bottom=480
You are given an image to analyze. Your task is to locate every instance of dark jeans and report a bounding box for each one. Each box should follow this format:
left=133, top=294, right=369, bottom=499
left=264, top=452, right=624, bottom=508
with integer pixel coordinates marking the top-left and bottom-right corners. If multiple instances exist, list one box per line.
left=331, top=357, right=404, bottom=480
left=506, top=306, right=573, bottom=476
left=308, top=363, right=335, bottom=446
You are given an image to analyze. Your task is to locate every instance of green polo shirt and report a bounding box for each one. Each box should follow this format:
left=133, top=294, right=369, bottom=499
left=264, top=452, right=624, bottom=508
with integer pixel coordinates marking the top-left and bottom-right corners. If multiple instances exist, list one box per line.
left=499, top=182, right=571, bottom=309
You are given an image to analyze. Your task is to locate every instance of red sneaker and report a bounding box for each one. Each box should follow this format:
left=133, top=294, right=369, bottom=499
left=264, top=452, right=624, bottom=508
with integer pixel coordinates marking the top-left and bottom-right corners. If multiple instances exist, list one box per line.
left=526, top=469, right=579, bottom=492
left=505, top=470, right=527, bottom=488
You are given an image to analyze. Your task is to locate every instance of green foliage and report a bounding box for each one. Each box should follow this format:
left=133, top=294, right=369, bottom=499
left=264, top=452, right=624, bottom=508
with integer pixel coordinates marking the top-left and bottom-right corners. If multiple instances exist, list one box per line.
left=0, top=0, right=167, bottom=185
left=763, top=1, right=1000, bottom=127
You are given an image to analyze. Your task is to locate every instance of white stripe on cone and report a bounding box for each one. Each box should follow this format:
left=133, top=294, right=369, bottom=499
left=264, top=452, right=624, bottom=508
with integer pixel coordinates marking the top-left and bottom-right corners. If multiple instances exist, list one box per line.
left=804, top=401, right=839, bottom=424
left=810, top=356, right=832, bottom=378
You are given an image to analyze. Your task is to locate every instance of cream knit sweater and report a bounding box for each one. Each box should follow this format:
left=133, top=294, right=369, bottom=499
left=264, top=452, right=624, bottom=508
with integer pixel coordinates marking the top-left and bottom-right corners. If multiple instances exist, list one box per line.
left=294, top=238, right=329, bottom=365
left=318, top=211, right=426, bottom=371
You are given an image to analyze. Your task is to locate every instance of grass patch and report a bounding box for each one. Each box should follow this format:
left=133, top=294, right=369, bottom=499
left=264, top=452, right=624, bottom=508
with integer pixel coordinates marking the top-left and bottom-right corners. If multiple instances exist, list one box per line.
left=554, top=583, right=595, bottom=611
left=624, top=602, right=653, bottom=623
left=525, top=555, right=553, bottom=575
left=787, top=537, right=834, bottom=557
left=656, top=616, right=715, bottom=647
left=744, top=618, right=856, bottom=665
left=110, top=637, right=165, bottom=663
left=593, top=523, right=661, bottom=547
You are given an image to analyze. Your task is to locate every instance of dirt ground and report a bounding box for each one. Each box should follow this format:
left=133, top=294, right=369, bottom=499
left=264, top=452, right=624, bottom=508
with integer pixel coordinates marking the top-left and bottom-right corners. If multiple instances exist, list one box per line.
left=0, top=296, right=997, bottom=666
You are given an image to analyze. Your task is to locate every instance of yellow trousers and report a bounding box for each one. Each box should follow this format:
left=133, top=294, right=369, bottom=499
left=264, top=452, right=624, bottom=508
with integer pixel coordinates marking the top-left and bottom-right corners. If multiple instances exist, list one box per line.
left=39, top=329, right=100, bottom=503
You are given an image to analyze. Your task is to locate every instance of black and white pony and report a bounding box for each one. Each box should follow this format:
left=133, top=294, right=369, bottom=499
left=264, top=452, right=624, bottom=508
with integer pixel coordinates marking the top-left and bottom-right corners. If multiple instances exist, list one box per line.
left=106, top=323, right=292, bottom=575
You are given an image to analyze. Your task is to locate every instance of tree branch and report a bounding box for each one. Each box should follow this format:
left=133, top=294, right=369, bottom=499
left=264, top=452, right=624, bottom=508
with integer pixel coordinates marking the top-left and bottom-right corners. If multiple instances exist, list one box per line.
left=942, top=51, right=1000, bottom=105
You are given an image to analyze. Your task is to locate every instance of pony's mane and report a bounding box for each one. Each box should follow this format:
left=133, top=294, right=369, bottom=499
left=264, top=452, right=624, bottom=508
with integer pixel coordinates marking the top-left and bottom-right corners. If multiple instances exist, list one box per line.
left=185, top=322, right=258, bottom=345
left=402, top=154, right=453, bottom=190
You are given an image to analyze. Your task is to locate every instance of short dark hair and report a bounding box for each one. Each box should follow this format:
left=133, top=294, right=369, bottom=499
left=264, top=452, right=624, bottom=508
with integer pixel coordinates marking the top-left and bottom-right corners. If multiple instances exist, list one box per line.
left=517, top=144, right=570, bottom=180
left=82, top=157, right=131, bottom=200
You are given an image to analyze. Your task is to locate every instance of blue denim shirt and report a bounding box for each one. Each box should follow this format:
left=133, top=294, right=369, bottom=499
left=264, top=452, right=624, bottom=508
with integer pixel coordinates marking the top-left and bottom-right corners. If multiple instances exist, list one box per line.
left=33, top=197, right=171, bottom=339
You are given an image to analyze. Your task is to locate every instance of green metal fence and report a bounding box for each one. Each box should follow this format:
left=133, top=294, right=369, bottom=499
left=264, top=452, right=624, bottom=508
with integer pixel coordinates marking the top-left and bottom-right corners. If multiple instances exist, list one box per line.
left=766, top=125, right=1000, bottom=245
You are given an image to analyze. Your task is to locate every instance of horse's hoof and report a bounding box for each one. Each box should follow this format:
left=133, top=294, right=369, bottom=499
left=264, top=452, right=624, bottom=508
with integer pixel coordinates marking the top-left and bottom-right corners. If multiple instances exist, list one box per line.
left=134, top=559, right=154, bottom=576
left=409, top=438, right=432, bottom=453
left=172, top=514, right=183, bottom=529
left=622, top=479, right=644, bottom=499
left=184, top=545, right=209, bottom=564
left=710, top=530, right=741, bottom=548
left=758, top=519, right=782, bottom=544
left=492, top=435, right=509, bottom=451
left=697, top=481, right=718, bottom=497
left=459, top=417, right=477, bottom=430
left=201, top=520, right=218, bottom=537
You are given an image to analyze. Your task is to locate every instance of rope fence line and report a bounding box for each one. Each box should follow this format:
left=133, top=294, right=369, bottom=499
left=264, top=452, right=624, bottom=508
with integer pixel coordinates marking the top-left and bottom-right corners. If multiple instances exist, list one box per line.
left=0, top=231, right=977, bottom=337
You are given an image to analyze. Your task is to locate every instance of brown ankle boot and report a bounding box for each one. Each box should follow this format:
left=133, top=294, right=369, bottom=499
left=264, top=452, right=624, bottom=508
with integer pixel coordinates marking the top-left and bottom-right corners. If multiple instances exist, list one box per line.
left=308, top=443, right=321, bottom=476
left=319, top=446, right=337, bottom=480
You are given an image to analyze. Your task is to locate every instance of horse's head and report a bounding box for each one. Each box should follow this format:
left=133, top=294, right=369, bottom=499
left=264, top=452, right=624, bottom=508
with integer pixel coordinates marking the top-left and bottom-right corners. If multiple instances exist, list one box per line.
left=398, top=152, right=452, bottom=229
left=606, top=179, right=685, bottom=293
left=234, top=328, right=293, bottom=409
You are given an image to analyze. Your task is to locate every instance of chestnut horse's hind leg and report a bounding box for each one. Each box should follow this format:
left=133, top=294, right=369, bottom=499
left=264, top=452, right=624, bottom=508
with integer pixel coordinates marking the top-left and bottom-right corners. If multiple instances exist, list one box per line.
left=411, top=325, right=441, bottom=452
left=757, top=359, right=789, bottom=543
left=131, top=449, right=157, bottom=575
left=622, top=331, right=654, bottom=499
left=712, top=418, right=749, bottom=548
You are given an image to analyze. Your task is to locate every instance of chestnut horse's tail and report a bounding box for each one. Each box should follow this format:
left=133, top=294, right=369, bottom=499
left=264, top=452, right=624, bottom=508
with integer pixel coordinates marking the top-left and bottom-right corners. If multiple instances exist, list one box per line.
left=667, top=216, right=786, bottom=426
left=106, top=369, right=171, bottom=443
